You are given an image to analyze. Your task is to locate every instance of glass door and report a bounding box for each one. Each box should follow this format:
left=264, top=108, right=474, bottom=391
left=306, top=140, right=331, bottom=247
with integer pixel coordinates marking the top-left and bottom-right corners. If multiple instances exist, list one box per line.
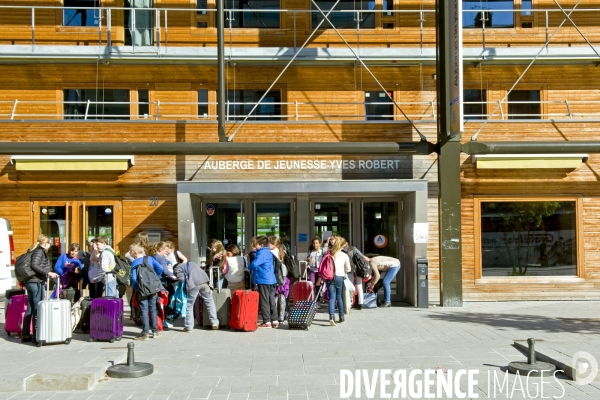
left=204, top=201, right=246, bottom=259
left=254, top=202, right=293, bottom=255
left=34, top=202, right=74, bottom=267
left=80, top=202, right=121, bottom=248
left=311, top=200, right=351, bottom=246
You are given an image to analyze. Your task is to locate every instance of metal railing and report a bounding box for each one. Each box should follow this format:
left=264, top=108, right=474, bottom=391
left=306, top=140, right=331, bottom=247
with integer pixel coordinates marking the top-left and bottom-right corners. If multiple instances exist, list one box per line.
left=1, top=99, right=600, bottom=121
left=0, top=5, right=598, bottom=51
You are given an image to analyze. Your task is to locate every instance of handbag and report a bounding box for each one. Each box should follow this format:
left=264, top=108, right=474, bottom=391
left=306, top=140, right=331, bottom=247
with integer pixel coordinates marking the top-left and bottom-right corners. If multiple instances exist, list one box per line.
left=363, top=292, right=378, bottom=309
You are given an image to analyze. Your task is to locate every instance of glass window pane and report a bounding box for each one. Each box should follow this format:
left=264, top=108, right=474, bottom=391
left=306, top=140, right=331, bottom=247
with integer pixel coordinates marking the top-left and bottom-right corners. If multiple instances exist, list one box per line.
left=63, top=89, right=131, bottom=120
left=224, top=0, right=280, bottom=28
left=362, top=202, right=398, bottom=258
left=521, top=0, right=532, bottom=16
left=198, top=90, right=209, bottom=117
left=365, top=91, right=394, bottom=121
left=39, top=206, right=70, bottom=267
left=86, top=206, right=114, bottom=247
left=508, top=90, right=540, bottom=119
left=313, top=202, right=351, bottom=240
left=139, top=89, right=149, bottom=118
left=480, top=201, right=577, bottom=277
left=64, top=0, right=100, bottom=27
left=312, top=0, right=376, bottom=29
left=205, top=203, right=244, bottom=259
left=227, top=90, right=281, bottom=120
left=463, top=0, right=514, bottom=28
left=464, top=89, right=487, bottom=119
left=256, top=203, right=292, bottom=253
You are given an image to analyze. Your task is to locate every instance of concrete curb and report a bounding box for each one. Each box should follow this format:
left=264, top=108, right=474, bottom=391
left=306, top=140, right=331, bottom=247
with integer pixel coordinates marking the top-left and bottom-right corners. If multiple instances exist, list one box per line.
left=0, top=352, right=127, bottom=392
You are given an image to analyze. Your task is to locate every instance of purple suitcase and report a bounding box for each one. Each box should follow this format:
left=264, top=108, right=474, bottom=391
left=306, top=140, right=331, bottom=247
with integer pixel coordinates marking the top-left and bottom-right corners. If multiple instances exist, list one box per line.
left=89, top=297, right=124, bottom=343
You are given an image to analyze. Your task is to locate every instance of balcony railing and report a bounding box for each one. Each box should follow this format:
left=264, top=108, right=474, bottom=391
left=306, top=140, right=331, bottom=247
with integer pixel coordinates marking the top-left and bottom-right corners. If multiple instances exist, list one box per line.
left=0, top=5, right=598, bottom=50
left=2, top=99, right=600, bottom=121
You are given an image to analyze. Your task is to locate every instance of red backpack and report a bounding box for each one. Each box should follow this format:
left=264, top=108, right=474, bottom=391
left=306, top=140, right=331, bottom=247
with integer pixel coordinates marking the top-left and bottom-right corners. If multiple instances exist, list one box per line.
left=318, top=252, right=335, bottom=280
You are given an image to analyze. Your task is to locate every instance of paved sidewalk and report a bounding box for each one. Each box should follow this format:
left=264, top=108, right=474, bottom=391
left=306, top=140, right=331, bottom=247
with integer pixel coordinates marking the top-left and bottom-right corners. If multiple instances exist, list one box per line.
left=0, top=300, right=599, bottom=399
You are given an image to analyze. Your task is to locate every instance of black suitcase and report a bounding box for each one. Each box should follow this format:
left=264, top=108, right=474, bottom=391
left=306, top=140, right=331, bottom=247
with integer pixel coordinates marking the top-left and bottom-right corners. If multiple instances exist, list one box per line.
left=77, top=297, right=93, bottom=333
left=288, top=285, right=323, bottom=330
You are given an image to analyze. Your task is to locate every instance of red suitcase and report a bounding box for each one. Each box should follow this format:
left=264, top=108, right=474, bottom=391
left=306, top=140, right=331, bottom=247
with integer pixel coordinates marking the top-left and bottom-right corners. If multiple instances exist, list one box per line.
left=291, top=262, right=314, bottom=305
left=229, top=290, right=259, bottom=332
left=5, top=294, right=29, bottom=337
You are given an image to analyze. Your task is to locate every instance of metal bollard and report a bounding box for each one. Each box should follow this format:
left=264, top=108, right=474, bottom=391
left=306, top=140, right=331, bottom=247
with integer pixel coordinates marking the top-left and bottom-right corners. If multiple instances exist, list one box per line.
left=508, top=338, right=556, bottom=378
left=106, top=342, right=154, bottom=379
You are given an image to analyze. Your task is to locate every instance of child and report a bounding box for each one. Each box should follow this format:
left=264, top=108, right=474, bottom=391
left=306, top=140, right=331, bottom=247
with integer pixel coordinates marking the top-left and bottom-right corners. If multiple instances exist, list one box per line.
left=247, top=236, right=278, bottom=328
left=306, top=236, right=324, bottom=299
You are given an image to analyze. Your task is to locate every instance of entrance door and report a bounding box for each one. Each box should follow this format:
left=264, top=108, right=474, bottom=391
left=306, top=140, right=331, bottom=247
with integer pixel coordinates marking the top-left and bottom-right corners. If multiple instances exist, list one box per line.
left=34, top=200, right=122, bottom=265
left=254, top=202, right=293, bottom=255
left=311, top=200, right=351, bottom=244
left=204, top=201, right=246, bottom=261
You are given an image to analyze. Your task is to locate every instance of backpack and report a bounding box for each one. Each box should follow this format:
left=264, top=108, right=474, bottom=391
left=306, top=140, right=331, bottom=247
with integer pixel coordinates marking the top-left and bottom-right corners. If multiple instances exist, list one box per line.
left=273, top=254, right=287, bottom=286
left=318, top=252, right=335, bottom=281
left=106, top=248, right=131, bottom=286
left=352, top=248, right=372, bottom=279
left=15, top=251, right=36, bottom=283
left=136, top=256, right=162, bottom=297
left=283, top=254, right=299, bottom=278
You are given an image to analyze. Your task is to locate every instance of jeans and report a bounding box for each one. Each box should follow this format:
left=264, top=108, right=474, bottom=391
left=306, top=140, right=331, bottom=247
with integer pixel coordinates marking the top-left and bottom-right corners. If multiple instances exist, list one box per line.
left=258, top=284, right=277, bottom=324
left=105, top=280, right=118, bottom=298
left=138, top=293, right=158, bottom=335
left=23, top=281, right=44, bottom=339
left=327, top=275, right=344, bottom=318
left=349, top=273, right=364, bottom=305
left=198, top=284, right=219, bottom=327
left=381, top=265, right=401, bottom=303
left=184, top=285, right=200, bottom=329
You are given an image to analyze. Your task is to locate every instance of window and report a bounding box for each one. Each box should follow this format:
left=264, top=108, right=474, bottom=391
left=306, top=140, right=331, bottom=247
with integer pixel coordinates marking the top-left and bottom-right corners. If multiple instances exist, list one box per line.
left=223, top=0, right=280, bottom=28
left=464, top=89, right=487, bottom=119
left=478, top=200, right=578, bottom=277
left=124, top=0, right=154, bottom=46
left=463, top=0, right=514, bottom=28
left=521, top=0, right=532, bottom=16
left=63, top=0, right=100, bottom=27
left=365, top=91, right=393, bottom=120
left=508, top=90, right=540, bottom=119
left=138, top=89, right=149, bottom=118
left=64, top=89, right=130, bottom=120
left=312, top=0, right=376, bottom=29
left=198, top=90, right=209, bottom=118
left=227, top=90, right=281, bottom=120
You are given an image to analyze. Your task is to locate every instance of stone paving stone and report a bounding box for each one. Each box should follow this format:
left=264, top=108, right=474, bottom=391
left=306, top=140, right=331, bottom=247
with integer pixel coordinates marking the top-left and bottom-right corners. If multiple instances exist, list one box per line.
left=247, top=393, right=268, bottom=400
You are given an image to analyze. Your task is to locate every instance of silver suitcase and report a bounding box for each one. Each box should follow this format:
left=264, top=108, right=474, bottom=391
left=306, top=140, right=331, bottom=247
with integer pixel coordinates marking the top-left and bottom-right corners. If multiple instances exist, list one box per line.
left=36, top=278, right=72, bottom=346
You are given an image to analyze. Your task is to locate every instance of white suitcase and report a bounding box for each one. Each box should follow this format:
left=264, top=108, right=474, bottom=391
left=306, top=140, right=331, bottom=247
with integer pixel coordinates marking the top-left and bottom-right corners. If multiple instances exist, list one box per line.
left=36, top=278, right=72, bottom=347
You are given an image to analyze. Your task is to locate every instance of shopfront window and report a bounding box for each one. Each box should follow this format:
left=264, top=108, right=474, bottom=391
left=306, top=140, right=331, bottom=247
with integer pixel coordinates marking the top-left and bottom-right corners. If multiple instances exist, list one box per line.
left=463, top=0, right=514, bottom=29
left=479, top=200, right=578, bottom=277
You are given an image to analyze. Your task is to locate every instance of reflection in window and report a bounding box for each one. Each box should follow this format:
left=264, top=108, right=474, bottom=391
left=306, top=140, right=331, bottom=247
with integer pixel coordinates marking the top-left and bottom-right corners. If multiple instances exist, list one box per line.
left=64, top=89, right=130, bottom=120
left=312, top=0, right=376, bottom=29
left=508, top=90, right=540, bottom=119
left=227, top=90, right=281, bottom=120
left=63, top=0, right=100, bottom=27
left=480, top=201, right=577, bottom=277
left=464, top=89, right=487, bottom=119
left=224, top=0, right=280, bottom=28
left=365, top=91, right=394, bottom=120
left=463, top=0, right=514, bottom=28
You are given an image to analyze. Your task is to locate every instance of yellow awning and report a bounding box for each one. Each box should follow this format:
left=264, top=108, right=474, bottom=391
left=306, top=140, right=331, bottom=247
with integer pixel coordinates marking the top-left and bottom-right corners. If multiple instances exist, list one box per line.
left=472, top=154, right=588, bottom=169
left=10, top=155, right=134, bottom=171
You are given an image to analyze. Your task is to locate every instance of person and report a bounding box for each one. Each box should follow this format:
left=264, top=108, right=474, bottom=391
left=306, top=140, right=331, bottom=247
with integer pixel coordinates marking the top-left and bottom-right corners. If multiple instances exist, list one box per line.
left=87, top=238, right=104, bottom=298
left=96, top=236, right=117, bottom=298
left=125, top=232, right=151, bottom=264
left=268, top=235, right=284, bottom=260
left=366, top=256, right=401, bottom=308
left=208, top=239, right=227, bottom=288
left=268, top=236, right=289, bottom=323
left=21, top=234, right=59, bottom=344
left=173, top=261, right=219, bottom=331
left=224, top=244, right=246, bottom=292
left=344, top=244, right=366, bottom=310
left=149, top=241, right=174, bottom=276
left=129, top=243, right=163, bottom=341
left=77, top=244, right=91, bottom=293
left=327, top=236, right=351, bottom=326
left=165, top=240, right=187, bottom=267
left=306, top=236, right=324, bottom=300
left=54, top=243, right=83, bottom=300
left=247, top=236, right=278, bottom=328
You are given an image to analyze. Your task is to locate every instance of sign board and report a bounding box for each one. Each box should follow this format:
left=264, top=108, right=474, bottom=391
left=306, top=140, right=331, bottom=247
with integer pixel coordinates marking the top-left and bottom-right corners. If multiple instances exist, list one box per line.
left=414, top=222, right=429, bottom=244
left=298, top=233, right=308, bottom=243
left=206, top=204, right=215, bottom=216
left=373, top=234, right=388, bottom=248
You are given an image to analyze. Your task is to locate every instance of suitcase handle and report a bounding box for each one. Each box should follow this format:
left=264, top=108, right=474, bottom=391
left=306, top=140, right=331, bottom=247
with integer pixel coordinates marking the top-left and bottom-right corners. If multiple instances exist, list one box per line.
left=45, top=276, right=60, bottom=301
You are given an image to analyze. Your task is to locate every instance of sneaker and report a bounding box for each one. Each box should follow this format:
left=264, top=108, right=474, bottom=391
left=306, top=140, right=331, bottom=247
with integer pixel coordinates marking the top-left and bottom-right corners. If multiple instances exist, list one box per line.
left=183, top=328, right=193, bottom=333
left=211, top=325, right=219, bottom=330
left=135, top=334, right=149, bottom=341
left=339, top=316, right=345, bottom=323
left=164, top=321, right=173, bottom=328
left=20, top=335, right=32, bottom=343
left=272, top=321, right=280, bottom=329
left=379, top=302, right=392, bottom=308
left=258, top=322, right=272, bottom=328
left=329, top=315, right=336, bottom=326
left=152, top=331, right=162, bottom=339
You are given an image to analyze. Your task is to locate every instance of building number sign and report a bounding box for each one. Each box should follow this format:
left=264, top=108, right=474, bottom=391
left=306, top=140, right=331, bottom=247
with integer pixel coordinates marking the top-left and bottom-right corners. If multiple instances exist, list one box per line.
left=150, top=197, right=159, bottom=206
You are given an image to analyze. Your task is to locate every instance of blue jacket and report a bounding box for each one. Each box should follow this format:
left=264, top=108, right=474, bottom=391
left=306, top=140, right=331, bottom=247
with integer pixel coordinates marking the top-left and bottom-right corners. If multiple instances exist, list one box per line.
left=130, top=256, right=163, bottom=291
left=247, top=247, right=277, bottom=285
left=54, top=253, right=83, bottom=275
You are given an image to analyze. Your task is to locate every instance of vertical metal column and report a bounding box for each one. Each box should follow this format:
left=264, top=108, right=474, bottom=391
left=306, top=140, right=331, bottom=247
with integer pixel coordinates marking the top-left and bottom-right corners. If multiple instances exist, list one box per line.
left=436, top=0, right=463, bottom=307
left=217, top=0, right=226, bottom=142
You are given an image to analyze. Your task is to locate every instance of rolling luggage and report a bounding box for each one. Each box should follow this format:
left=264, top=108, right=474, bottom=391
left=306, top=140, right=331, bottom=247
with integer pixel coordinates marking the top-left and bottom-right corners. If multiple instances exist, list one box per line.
left=203, top=266, right=231, bottom=328
left=36, top=278, right=72, bottom=346
left=5, top=293, right=29, bottom=337
left=89, top=297, right=124, bottom=342
left=291, top=261, right=313, bottom=305
left=288, top=285, right=323, bottom=330
left=4, top=288, right=25, bottom=313
left=77, top=297, right=93, bottom=333
left=229, top=289, right=259, bottom=332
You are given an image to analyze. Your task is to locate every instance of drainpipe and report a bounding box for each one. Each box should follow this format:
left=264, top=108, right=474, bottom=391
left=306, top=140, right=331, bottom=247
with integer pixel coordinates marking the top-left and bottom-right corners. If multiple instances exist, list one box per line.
left=217, top=0, right=226, bottom=142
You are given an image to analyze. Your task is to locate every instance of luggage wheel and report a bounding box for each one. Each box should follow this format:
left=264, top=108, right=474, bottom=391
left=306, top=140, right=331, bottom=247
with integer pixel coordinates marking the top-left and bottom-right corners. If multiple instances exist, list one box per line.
left=65, top=338, right=71, bottom=345
left=5, top=331, right=9, bottom=337
left=109, top=338, right=115, bottom=343
left=116, top=336, right=122, bottom=341
left=87, top=338, right=94, bottom=342
left=36, top=340, right=44, bottom=347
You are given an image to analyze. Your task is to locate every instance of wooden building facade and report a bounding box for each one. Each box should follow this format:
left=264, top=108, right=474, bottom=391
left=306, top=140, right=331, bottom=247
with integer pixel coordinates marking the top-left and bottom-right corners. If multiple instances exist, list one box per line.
left=1, top=0, right=599, bottom=303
